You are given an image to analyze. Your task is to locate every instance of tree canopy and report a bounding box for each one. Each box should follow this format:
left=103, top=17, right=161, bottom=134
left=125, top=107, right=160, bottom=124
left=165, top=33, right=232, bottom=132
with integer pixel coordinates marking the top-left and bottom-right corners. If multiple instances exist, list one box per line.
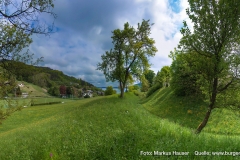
left=154, top=66, right=171, bottom=87
left=97, top=19, right=157, bottom=98
left=144, top=70, right=155, bottom=87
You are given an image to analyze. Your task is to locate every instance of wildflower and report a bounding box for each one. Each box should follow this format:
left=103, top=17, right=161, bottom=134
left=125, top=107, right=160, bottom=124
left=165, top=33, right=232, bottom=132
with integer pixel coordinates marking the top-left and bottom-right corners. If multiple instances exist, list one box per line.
left=50, top=153, right=53, bottom=158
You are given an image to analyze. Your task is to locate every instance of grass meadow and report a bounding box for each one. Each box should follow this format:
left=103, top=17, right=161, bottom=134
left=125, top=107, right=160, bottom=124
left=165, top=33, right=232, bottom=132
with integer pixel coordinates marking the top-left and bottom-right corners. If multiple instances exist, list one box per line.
left=0, top=90, right=239, bottom=159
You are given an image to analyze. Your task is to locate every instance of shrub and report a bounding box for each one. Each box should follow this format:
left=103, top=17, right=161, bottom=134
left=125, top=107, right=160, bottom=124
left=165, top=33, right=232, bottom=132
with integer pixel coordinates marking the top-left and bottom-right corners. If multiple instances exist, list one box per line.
left=104, top=86, right=115, bottom=96
left=128, top=86, right=134, bottom=92
left=134, top=90, right=140, bottom=96
left=84, top=94, right=90, bottom=98
left=146, top=83, right=162, bottom=97
left=128, top=85, right=140, bottom=92
left=31, top=102, right=61, bottom=106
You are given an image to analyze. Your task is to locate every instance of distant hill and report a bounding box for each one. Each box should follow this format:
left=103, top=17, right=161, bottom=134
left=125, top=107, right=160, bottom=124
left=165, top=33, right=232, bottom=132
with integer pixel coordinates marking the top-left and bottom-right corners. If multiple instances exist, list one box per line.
left=5, top=61, right=100, bottom=95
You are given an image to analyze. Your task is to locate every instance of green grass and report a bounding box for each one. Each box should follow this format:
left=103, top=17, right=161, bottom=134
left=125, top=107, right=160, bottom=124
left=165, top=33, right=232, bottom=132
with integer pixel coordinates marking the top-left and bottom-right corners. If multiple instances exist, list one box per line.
left=142, top=87, right=240, bottom=135
left=17, top=81, right=49, bottom=97
left=0, top=92, right=239, bottom=159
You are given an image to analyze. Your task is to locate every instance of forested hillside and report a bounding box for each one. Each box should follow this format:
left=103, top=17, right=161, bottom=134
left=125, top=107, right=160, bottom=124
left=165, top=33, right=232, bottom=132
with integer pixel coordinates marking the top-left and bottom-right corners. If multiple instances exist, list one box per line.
left=4, top=61, right=100, bottom=96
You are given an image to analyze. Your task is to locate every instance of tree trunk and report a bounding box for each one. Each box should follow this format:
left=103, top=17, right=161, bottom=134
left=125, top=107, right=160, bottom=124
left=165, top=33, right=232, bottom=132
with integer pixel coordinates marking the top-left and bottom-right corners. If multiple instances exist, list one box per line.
left=195, top=108, right=212, bottom=134
left=120, top=86, right=124, bottom=98
left=196, top=77, right=218, bottom=134
left=119, top=81, right=125, bottom=98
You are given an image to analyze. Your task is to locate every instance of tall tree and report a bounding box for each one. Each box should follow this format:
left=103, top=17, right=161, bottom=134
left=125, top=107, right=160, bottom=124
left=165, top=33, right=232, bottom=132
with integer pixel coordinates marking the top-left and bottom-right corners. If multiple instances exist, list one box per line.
left=0, top=0, right=56, bottom=66
left=97, top=20, right=157, bottom=98
left=0, top=0, right=55, bottom=99
left=180, top=0, right=240, bottom=133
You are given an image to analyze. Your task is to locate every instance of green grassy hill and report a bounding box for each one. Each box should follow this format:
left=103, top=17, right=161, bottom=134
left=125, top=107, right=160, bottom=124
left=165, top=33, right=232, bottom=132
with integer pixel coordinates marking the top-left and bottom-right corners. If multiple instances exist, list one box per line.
left=142, top=87, right=240, bottom=135
left=0, top=92, right=239, bottom=159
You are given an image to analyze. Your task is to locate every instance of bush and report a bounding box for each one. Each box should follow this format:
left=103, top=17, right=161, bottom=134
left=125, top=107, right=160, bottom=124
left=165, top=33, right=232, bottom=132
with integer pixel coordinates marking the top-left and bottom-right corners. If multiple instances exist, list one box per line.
left=84, top=94, right=90, bottom=98
left=146, top=83, right=162, bottom=97
left=31, top=101, right=61, bottom=106
left=104, top=86, right=115, bottom=96
left=134, top=90, right=140, bottom=96
left=128, top=85, right=140, bottom=92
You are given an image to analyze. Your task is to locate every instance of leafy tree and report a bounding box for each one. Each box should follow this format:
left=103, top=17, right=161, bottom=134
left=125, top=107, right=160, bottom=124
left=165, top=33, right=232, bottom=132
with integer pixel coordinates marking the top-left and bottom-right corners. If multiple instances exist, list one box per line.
left=59, top=85, right=66, bottom=96
left=48, top=86, right=60, bottom=96
left=0, top=24, right=32, bottom=62
left=97, top=20, right=157, bottom=98
left=169, top=49, right=202, bottom=96
left=154, top=66, right=171, bottom=87
left=0, top=0, right=56, bottom=70
left=144, top=70, right=155, bottom=87
left=128, top=85, right=139, bottom=92
left=104, top=86, right=116, bottom=96
left=180, top=0, right=240, bottom=133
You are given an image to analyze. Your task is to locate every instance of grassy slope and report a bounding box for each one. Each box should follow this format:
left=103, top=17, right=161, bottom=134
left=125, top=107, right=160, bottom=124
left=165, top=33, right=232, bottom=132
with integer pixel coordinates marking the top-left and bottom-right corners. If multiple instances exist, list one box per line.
left=142, top=87, right=240, bottom=135
left=0, top=93, right=239, bottom=159
left=18, top=81, right=49, bottom=97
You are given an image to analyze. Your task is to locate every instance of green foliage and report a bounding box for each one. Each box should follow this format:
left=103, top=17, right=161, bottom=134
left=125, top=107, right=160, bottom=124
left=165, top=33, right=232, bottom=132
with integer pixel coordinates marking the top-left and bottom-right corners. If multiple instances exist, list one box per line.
left=31, top=101, right=61, bottom=106
left=140, top=76, right=149, bottom=92
left=4, top=61, right=97, bottom=91
left=154, top=66, right=171, bottom=87
left=0, top=24, right=32, bottom=62
left=146, top=83, right=162, bottom=98
left=0, top=0, right=55, bottom=125
left=144, top=70, right=155, bottom=87
left=104, top=86, right=116, bottom=96
left=178, top=0, right=240, bottom=133
left=48, top=86, right=60, bottom=96
left=97, top=19, right=157, bottom=98
left=169, top=49, right=202, bottom=96
left=29, top=73, right=51, bottom=88
left=128, top=85, right=139, bottom=92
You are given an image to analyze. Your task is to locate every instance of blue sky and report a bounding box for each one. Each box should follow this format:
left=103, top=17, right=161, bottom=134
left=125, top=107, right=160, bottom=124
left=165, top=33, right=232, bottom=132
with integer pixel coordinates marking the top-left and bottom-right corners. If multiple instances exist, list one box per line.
left=29, top=0, right=190, bottom=87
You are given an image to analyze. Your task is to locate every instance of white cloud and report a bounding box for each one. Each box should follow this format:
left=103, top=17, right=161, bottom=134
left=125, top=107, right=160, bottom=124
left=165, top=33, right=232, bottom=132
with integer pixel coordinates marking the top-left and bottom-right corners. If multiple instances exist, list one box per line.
left=28, top=0, right=190, bottom=87
left=139, top=0, right=190, bottom=73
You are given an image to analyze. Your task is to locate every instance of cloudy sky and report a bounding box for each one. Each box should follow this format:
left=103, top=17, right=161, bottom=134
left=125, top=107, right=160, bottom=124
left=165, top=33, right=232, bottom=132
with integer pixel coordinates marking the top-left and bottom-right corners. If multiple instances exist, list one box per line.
left=29, top=0, right=190, bottom=87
